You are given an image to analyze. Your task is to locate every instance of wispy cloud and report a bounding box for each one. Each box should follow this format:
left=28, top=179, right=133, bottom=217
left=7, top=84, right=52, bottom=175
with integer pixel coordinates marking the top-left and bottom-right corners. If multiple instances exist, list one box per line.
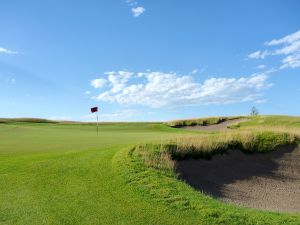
left=248, top=50, right=270, bottom=59
left=266, top=30, right=300, bottom=46
left=248, top=30, right=300, bottom=69
left=92, top=70, right=271, bottom=108
left=0, top=47, right=18, bottom=55
left=257, top=65, right=266, bottom=69
left=126, top=0, right=137, bottom=6
left=85, top=90, right=91, bottom=95
left=191, top=69, right=198, bottom=75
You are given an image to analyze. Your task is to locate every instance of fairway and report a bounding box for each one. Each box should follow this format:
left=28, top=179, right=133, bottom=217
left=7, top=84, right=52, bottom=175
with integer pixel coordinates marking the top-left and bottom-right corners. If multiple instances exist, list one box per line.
left=0, top=122, right=199, bottom=224
left=0, top=117, right=300, bottom=225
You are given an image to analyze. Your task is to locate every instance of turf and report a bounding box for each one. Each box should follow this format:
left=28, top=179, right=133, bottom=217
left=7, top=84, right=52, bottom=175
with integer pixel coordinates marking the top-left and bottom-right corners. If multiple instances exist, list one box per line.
left=0, top=117, right=299, bottom=224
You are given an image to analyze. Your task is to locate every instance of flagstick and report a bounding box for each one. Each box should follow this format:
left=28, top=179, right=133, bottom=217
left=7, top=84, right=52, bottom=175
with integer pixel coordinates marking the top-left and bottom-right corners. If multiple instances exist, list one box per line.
left=97, top=111, right=99, bottom=136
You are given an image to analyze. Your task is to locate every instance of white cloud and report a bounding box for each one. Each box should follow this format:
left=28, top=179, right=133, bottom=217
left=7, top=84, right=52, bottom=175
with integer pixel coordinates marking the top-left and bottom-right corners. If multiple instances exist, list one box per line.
left=125, top=0, right=145, bottom=17
left=248, top=50, right=270, bottom=59
left=132, top=6, right=145, bottom=17
left=126, top=0, right=137, bottom=6
left=92, top=71, right=271, bottom=108
left=84, top=109, right=139, bottom=122
left=191, top=69, right=198, bottom=75
left=85, top=90, right=91, bottom=95
left=0, top=47, right=18, bottom=55
left=248, top=30, right=300, bottom=69
left=105, top=70, right=134, bottom=93
left=91, top=78, right=107, bottom=88
left=266, top=30, right=300, bottom=46
left=48, top=116, right=73, bottom=121
left=257, top=65, right=266, bottom=69
left=255, top=99, right=267, bottom=104
left=280, top=54, right=300, bottom=69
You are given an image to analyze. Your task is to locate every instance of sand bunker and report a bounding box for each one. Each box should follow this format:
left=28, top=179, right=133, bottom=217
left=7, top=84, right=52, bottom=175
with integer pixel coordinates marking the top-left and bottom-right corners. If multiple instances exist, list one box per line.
left=181, top=118, right=248, bottom=131
left=176, top=145, right=300, bottom=212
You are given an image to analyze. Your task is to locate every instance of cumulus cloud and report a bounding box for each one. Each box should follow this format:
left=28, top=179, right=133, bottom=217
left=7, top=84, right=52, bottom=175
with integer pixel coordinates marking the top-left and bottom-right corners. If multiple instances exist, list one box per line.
left=92, top=71, right=271, bottom=108
left=91, top=78, right=107, bottom=88
left=0, top=47, right=18, bottom=55
left=248, top=30, right=300, bottom=69
left=131, top=6, right=145, bottom=17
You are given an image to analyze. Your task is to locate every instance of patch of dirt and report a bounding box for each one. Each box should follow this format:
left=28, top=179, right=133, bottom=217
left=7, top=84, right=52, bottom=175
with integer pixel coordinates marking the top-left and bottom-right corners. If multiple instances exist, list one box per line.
left=175, top=145, right=300, bottom=212
left=181, top=118, right=248, bottom=131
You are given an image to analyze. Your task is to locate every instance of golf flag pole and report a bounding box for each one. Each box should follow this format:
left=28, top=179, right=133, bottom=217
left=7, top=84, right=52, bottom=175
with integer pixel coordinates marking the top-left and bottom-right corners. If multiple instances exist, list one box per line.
left=91, top=106, right=99, bottom=136
left=97, top=110, right=99, bottom=136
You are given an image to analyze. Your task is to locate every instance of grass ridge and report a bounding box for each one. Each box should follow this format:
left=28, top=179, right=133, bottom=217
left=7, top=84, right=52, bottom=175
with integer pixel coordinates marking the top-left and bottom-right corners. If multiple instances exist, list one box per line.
left=165, top=116, right=245, bottom=127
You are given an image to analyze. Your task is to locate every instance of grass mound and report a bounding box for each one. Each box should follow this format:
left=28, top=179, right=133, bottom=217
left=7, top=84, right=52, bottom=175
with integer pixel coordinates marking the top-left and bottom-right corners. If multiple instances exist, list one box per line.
left=166, top=116, right=244, bottom=127
left=114, top=131, right=300, bottom=224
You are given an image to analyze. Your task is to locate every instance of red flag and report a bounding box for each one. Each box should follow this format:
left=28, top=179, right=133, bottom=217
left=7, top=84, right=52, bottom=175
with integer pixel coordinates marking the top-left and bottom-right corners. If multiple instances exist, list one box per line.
left=91, top=107, right=98, bottom=113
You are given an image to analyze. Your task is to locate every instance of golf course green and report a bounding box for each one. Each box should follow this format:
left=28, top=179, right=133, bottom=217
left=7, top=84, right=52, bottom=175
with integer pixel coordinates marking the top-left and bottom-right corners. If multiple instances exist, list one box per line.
left=0, top=116, right=299, bottom=224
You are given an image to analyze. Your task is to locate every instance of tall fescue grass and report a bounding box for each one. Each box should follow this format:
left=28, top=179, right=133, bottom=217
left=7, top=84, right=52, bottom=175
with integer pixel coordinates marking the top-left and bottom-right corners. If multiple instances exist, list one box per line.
left=165, top=116, right=244, bottom=127
left=133, top=131, right=298, bottom=171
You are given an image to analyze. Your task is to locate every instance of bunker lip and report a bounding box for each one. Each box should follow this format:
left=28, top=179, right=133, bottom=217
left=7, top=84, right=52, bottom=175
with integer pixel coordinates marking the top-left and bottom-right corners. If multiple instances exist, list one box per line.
left=175, top=145, right=300, bottom=213
left=176, top=118, right=248, bottom=131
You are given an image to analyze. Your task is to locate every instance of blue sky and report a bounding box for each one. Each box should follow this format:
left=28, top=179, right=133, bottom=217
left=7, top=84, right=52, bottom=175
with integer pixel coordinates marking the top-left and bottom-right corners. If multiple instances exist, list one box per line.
left=1, top=0, right=300, bottom=122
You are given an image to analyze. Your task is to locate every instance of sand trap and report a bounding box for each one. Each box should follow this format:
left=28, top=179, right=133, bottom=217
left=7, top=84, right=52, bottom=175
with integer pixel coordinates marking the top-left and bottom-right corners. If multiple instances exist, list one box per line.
left=181, top=118, right=248, bottom=131
left=175, top=145, right=300, bottom=212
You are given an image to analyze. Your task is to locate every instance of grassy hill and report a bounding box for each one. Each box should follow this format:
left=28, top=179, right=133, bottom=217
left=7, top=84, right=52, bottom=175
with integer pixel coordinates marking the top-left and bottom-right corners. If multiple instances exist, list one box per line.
left=0, top=116, right=299, bottom=224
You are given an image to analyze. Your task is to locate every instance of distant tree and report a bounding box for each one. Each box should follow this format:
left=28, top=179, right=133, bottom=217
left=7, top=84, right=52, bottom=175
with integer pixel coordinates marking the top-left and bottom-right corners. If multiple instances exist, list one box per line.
left=250, top=106, right=259, bottom=116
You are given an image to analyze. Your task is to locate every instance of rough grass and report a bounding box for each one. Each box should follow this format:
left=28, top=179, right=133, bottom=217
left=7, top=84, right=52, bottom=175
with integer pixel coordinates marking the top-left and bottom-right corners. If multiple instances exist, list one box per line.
left=131, top=131, right=298, bottom=172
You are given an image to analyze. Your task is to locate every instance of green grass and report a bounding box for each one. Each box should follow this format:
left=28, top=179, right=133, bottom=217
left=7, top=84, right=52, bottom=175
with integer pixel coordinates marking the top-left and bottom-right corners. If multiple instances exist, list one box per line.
left=0, top=116, right=299, bottom=224
left=237, top=115, right=300, bottom=128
